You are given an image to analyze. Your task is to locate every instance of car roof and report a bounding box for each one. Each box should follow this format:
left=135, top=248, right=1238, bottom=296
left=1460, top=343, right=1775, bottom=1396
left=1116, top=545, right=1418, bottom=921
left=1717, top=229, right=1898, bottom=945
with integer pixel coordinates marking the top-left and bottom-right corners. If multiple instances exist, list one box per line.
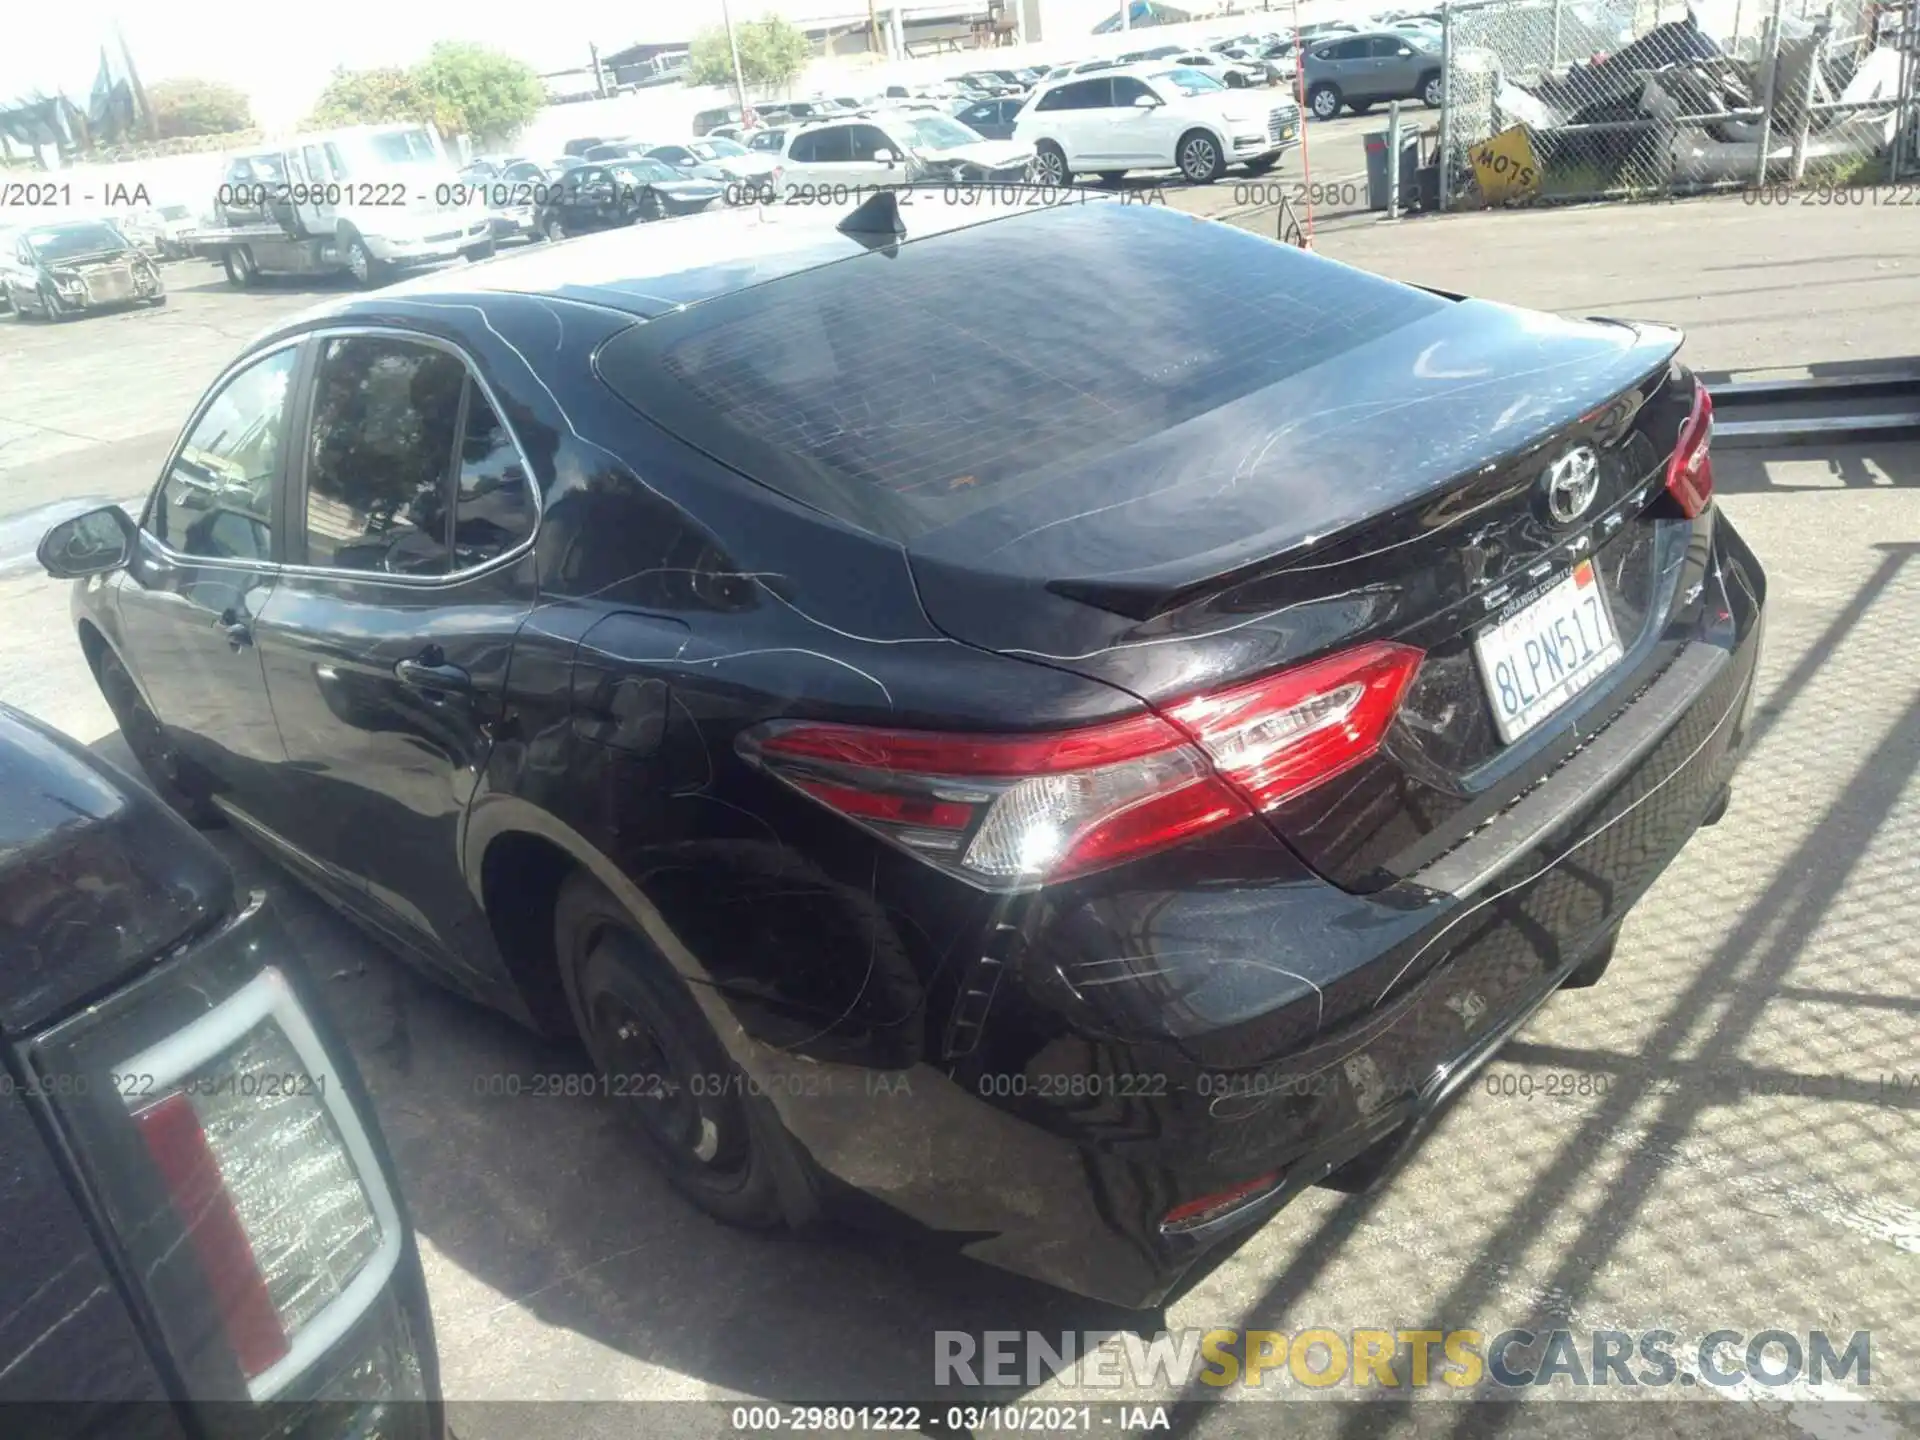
left=275, top=190, right=1123, bottom=327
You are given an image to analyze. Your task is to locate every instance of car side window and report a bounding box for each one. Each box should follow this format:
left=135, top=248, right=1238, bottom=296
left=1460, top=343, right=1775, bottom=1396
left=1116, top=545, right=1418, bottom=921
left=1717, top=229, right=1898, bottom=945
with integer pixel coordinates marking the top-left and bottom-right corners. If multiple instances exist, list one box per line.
left=1111, top=76, right=1155, bottom=105
left=1035, top=85, right=1070, bottom=112
left=846, top=124, right=894, bottom=161
left=451, top=385, right=537, bottom=568
left=1371, top=36, right=1410, bottom=57
left=654, top=146, right=689, bottom=164
left=148, top=347, right=298, bottom=562
left=801, top=126, right=853, bottom=163
left=302, top=144, right=328, bottom=181
left=300, top=336, right=467, bottom=576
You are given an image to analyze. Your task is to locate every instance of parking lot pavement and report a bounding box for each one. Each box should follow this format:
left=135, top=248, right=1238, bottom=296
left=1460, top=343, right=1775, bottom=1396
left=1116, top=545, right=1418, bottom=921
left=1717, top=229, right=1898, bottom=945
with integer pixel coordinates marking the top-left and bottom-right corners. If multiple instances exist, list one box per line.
left=2, top=198, right=1915, bottom=1431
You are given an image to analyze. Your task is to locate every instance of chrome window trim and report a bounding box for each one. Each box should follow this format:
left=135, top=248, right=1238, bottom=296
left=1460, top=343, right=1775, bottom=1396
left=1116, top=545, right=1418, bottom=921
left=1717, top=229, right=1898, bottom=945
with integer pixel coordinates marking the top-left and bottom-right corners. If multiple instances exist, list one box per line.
left=140, top=322, right=544, bottom=589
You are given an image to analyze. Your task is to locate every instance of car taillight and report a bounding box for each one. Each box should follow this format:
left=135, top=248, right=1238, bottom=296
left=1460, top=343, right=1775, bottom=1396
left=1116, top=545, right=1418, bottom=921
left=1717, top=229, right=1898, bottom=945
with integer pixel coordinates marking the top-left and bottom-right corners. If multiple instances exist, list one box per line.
left=1666, top=379, right=1714, bottom=518
left=114, top=967, right=408, bottom=1399
left=28, top=899, right=434, bottom=1421
left=740, top=641, right=1422, bottom=889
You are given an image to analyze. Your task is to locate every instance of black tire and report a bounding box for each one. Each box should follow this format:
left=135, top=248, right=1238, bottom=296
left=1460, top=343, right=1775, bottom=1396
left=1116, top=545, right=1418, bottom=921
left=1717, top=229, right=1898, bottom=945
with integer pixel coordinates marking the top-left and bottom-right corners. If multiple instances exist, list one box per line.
left=554, top=870, right=812, bottom=1230
left=1176, top=129, right=1226, bottom=184
left=93, top=646, right=223, bottom=828
left=1421, top=72, right=1444, bottom=108
left=1348, top=100, right=1374, bottom=115
left=1226, top=72, right=1249, bottom=88
left=1308, top=82, right=1342, bottom=120
left=1097, top=170, right=1126, bottom=185
left=340, top=229, right=385, bottom=288
left=638, top=188, right=667, bottom=222
left=543, top=214, right=568, bottom=242
left=223, top=246, right=258, bottom=288
left=146, top=294, right=168, bottom=308
left=462, top=238, right=496, bottom=262
left=1033, top=140, right=1072, bottom=187
left=42, top=287, right=70, bottom=321
left=1242, top=154, right=1280, bottom=174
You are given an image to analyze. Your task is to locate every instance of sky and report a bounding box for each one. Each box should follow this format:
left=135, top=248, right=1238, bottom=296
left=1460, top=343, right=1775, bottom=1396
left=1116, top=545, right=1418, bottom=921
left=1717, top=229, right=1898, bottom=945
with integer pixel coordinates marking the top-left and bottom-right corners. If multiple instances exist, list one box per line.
left=4, top=0, right=886, bottom=128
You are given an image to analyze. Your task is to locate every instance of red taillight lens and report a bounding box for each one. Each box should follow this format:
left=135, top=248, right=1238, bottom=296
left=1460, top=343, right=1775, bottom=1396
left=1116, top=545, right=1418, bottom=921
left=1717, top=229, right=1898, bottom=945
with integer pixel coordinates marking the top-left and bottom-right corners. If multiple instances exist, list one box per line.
left=1666, top=380, right=1714, bottom=518
left=743, top=641, right=1423, bottom=888
left=135, top=1092, right=291, bottom=1378
left=1164, top=641, right=1423, bottom=813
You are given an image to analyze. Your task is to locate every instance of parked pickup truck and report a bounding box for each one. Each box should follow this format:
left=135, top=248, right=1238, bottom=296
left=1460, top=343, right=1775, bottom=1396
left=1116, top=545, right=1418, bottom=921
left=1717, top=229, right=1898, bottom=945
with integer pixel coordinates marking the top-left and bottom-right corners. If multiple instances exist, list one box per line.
left=183, top=123, right=494, bottom=289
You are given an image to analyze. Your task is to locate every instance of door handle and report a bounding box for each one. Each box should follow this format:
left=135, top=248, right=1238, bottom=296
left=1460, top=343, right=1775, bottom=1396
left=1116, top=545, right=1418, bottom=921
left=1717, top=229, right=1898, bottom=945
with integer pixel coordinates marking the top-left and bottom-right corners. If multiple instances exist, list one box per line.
left=395, top=656, right=472, bottom=692
left=216, top=608, right=253, bottom=647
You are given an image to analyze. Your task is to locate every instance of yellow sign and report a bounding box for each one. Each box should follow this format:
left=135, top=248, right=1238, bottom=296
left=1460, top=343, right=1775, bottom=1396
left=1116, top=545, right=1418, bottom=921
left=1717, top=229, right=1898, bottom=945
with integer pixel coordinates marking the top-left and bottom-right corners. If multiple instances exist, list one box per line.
left=1470, top=126, right=1543, bottom=205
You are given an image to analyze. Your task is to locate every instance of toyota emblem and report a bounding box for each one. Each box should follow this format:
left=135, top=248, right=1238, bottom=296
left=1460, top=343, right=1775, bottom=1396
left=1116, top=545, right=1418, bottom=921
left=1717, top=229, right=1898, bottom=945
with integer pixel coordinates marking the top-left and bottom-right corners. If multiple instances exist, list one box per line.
left=1543, top=446, right=1601, bottom=525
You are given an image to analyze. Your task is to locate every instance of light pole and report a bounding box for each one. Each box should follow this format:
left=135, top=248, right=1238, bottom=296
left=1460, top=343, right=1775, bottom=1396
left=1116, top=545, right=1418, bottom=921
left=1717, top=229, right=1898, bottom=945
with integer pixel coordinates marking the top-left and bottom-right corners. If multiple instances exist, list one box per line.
left=720, top=0, right=752, bottom=119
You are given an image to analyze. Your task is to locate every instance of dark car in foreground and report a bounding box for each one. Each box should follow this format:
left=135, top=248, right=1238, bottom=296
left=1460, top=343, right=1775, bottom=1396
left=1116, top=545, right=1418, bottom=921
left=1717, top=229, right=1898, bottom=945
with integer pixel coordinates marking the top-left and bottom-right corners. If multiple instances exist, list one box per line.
left=3, top=218, right=166, bottom=319
left=43, top=190, right=1764, bottom=1308
left=0, top=700, right=441, bottom=1434
left=535, top=158, right=724, bottom=238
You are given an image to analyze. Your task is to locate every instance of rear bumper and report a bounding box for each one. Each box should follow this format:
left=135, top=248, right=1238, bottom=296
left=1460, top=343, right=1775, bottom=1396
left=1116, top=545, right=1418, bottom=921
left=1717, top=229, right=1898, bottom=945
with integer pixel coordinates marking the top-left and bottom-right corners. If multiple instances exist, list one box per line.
left=724, top=509, right=1764, bottom=1307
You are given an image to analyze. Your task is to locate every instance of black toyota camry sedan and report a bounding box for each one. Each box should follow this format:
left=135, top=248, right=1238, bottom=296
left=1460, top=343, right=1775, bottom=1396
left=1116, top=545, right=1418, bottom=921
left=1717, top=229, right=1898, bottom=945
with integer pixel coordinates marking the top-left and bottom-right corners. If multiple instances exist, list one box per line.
left=42, top=190, right=1765, bottom=1308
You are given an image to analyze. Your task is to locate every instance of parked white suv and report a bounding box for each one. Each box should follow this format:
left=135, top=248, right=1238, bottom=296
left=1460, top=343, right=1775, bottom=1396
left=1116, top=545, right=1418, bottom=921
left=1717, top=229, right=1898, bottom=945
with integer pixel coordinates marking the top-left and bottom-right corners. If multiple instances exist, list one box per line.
left=1014, top=64, right=1299, bottom=185
left=776, top=110, right=1033, bottom=189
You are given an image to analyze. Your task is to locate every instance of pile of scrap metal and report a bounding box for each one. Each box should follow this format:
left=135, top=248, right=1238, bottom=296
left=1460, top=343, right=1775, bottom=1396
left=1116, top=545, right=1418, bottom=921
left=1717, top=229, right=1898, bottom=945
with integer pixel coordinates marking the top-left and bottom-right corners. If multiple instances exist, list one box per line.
left=1487, top=11, right=1909, bottom=191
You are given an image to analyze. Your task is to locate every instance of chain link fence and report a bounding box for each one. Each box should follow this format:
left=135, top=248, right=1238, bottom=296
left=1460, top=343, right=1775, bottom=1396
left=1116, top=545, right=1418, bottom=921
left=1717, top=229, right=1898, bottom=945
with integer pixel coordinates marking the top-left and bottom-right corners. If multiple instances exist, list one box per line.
left=1438, top=0, right=1920, bottom=205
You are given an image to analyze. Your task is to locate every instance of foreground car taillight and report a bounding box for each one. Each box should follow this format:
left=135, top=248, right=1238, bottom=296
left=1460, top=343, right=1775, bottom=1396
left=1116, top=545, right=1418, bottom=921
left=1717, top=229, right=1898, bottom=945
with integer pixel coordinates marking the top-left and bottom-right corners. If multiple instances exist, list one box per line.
left=740, top=641, right=1422, bottom=888
left=1666, top=379, right=1714, bottom=518
left=27, top=897, right=436, bottom=1428
left=121, top=969, right=404, bottom=1397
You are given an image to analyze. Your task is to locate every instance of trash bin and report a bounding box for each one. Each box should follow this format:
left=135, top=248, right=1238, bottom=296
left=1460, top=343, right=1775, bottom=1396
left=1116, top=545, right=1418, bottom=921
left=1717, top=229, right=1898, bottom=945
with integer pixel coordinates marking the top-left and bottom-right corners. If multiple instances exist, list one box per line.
left=1364, top=130, right=1422, bottom=212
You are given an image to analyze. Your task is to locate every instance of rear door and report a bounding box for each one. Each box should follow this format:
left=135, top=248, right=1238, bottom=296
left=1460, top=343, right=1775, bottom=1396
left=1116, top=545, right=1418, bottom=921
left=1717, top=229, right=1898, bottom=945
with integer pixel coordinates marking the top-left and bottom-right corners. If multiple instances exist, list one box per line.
left=252, top=328, right=540, bottom=991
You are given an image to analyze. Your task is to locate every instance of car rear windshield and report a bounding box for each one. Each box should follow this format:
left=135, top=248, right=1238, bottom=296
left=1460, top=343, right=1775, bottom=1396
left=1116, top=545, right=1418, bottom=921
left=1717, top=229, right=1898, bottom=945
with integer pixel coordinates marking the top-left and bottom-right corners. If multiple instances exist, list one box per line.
left=595, top=202, right=1447, bottom=544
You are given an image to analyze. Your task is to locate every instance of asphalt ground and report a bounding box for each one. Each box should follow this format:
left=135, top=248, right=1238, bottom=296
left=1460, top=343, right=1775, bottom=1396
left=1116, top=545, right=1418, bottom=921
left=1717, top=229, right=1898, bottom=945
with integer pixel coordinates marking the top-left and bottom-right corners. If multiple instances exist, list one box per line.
left=0, top=186, right=1914, bottom=1437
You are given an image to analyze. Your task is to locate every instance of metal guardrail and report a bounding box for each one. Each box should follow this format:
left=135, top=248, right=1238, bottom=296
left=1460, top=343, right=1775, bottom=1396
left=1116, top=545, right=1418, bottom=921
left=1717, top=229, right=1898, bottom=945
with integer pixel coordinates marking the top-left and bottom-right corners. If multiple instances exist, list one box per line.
left=1710, top=366, right=1920, bottom=446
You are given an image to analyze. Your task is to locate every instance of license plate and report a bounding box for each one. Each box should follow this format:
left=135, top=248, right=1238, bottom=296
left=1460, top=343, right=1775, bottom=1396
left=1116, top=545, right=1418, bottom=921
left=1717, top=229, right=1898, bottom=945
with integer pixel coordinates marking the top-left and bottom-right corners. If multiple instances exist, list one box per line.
left=1473, top=560, right=1623, bottom=744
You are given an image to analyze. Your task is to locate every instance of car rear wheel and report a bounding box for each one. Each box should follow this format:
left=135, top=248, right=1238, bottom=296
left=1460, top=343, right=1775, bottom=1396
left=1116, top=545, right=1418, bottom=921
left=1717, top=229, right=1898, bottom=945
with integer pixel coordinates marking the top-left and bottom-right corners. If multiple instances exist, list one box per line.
left=1348, top=100, right=1373, bottom=115
left=1177, top=130, right=1226, bottom=184
left=1097, top=171, right=1126, bottom=185
left=1033, top=141, right=1071, bottom=187
left=1421, top=72, right=1444, bottom=107
left=544, top=214, right=568, bottom=242
left=638, top=189, right=667, bottom=222
left=554, top=870, right=815, bottom=1230
left=94, top=646, right=223, bottom=828
left=1308, top=83, right=1342, bottom=120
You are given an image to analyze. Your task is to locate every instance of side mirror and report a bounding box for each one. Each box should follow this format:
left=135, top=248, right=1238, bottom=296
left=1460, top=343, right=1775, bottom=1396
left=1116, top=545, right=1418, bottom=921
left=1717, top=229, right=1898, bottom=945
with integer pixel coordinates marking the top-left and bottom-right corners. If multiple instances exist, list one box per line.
left=875, top=149, right=898, bottom=165
left=1133, top=94, right=1161, bottom=108
left=39, top=505, right=137, bottom=580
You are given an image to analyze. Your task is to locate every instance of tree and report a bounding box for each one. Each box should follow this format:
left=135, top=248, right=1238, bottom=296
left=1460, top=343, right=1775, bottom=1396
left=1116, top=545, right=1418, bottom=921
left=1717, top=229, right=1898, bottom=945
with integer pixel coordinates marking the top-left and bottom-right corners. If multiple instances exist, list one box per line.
left=148, top=78, right=252, bottom=138
left=309, top=66, right=437, bottom=129
left=685, top=16, right=815, bottom=93
left=413, top=42, right=544, bottom=144
left=307, top=45, right=543, bottom=143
